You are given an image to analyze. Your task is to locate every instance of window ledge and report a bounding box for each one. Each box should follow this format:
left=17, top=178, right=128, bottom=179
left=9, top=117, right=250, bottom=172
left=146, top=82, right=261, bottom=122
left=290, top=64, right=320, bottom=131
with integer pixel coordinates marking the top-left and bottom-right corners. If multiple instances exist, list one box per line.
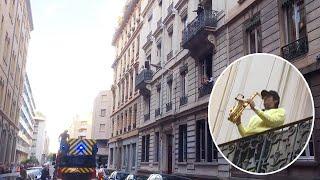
left=176, top=162, right=187, bottom=165
left=152, top=162, right=159, bottom=165
left=140, top=162, right=149, bottom=165
left=293, top=159, right=319, bottom=167
left=194, top=161, right=218, bottom=166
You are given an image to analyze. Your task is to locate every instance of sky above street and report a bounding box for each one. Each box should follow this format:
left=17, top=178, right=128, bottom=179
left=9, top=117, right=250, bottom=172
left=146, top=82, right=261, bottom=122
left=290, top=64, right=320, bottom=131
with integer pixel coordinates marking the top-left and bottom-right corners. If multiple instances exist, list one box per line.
left=27, top=0, right=126, bottom=152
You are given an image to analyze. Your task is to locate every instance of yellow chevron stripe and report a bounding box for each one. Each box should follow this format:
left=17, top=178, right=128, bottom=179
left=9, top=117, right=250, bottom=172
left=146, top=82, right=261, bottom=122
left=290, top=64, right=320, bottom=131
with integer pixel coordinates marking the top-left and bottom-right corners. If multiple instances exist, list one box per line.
left=82, top=140, right=93, bottom=152
left=68, top=139, right=77, bottom=146
left=69, top=139, right=81, bottom=151
left=69, top=146, right=78, bottom=155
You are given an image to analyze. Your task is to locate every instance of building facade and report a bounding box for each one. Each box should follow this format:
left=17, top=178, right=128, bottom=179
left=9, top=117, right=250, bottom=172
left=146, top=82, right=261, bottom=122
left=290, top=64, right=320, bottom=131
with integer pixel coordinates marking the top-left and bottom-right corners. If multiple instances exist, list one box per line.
left=69, top=113, right=92, bottom=139
left=31, top=112, right=48, bottom=164
left=109, top=0, right=320, bottom=179
left=0, top=0, right=33, bottom=166
left=15, top=74, right=36, bottom=163
left=92, top=90, right=113, bottom=166
left=108, top=0, right=141, bottom=173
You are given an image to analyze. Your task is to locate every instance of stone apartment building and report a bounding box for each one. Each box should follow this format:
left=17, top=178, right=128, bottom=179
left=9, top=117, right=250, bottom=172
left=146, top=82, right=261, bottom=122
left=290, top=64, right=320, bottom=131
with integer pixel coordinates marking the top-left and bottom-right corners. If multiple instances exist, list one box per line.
left=91, top=90, right=113, bottom=166
left=0, top=0, right=33, bottom=165
left=15, top=73, right=36, bottom=163
left=109, top=0, right=320, bottom=178
left=108, top=0, right=141, bottom=172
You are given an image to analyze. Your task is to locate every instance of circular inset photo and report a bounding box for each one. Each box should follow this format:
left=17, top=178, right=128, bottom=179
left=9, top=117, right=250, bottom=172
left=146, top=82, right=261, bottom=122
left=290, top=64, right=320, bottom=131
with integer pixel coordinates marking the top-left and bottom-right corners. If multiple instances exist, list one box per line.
left=208, top=53, right=314, bottom=175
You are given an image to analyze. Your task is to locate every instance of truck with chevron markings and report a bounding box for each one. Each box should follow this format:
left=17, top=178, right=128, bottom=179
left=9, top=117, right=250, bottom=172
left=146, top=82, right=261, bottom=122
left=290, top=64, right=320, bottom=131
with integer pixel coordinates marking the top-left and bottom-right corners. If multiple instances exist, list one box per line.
left=53, top=138, right=98, bottom=180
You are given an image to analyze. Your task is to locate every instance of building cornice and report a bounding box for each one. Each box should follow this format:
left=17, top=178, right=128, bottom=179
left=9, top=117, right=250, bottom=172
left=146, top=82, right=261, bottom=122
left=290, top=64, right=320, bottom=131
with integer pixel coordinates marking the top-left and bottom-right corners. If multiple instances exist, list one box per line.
left=25, top=0, right=34, bottom=31
left=141, top=0, right=155, bottom=18
left=112, top=0, right=140, bottom=45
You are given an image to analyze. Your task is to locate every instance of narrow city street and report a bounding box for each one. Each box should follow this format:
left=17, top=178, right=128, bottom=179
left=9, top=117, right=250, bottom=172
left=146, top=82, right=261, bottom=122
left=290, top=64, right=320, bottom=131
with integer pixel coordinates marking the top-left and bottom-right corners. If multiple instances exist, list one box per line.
left=0, top=0, right=320, bottom=179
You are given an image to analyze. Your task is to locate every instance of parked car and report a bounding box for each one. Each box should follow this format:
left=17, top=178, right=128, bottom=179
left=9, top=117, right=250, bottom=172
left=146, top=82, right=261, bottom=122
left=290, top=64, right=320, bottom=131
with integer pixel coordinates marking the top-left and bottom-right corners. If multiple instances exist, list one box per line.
left=108, top=171, right=129, bottom=180
left=147, top=174, right=192, bottom=180
left=125, top=174, right=148, bottom=180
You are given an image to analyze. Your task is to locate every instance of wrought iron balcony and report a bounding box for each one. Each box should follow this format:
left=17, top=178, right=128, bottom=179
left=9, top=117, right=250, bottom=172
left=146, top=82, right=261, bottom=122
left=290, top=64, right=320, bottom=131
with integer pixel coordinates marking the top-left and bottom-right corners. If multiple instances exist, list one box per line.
left=180, top=95, right=188, bottom=106
left=144, top=113, right=150, bottom=121
left=182, top=10, right=218, bottom=59
left=281, top=36, right=308, bottom=61
left=198, top=81, right=214, bottom=98
left=155, top=108, right=161, bottom=117
left=219, top=117, right=312, bottom=173
left=135, top=69, right=153, bottom=95
left=166, top=101, right=172, bottom=112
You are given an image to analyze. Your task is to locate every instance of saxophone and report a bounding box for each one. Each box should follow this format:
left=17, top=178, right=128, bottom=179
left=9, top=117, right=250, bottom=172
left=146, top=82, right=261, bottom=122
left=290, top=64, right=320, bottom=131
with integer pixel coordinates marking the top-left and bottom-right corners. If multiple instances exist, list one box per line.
left=228, top=92, right=261, bottom=123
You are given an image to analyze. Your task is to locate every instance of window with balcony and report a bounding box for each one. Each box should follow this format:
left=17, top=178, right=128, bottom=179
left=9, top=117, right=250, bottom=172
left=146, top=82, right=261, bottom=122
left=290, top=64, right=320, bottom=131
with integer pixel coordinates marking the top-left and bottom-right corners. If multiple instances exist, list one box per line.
left=178, top=124, right=188, bottom=162
left=244, top=14, right=262, bottom=54
left=141, top=134, right=150, bottom=162
left=196, top=119, right=218, bottom=162
left=281, top=0, right=308, bottom=60
left=155, top=132, right=160, bottom=162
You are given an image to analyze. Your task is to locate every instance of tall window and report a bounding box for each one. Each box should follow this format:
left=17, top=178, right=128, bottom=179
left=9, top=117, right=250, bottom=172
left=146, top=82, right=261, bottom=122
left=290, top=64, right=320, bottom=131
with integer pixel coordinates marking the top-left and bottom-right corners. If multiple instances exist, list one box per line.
left=157, top=42, right=162, bottom=60
left=123, top=145, right=127, bottom=166
left=196, top=119, right=218, bottom=162
left=141, top=135, right=150, bottom=162
left=178, top=124, right=187, bottom=162
left=181, top=73, right=187, bottom=96
left=283, top=0, right=306, bottom=43
left=144, top=96, right=151, bottom=118
left=168, top=31, right=173, bottom=52
left=200, top=54, right=213, bottom=84
left=99, top=124, right=105, bottom=131
left=167, top=81, right=172, bottom=103
left=132, top=143, right=136, bottom=167
left=157, top=86, right=161, bottom=109
left=245, top=15, right=262, bottom=54
left=300, top=135, right=314, bottom=159
left=146, top=55, right=151, bottom=70
left=155, top=132, right=160, bottom=162
left=100, top=109, right=106, bottom=117
left=110, top=148, right=113, bottom=165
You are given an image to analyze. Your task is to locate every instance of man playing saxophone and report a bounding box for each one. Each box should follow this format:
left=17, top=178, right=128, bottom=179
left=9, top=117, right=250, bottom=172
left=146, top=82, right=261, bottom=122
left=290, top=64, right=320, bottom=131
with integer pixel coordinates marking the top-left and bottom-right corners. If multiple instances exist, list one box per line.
left=235, top=90, right=286, bottom=137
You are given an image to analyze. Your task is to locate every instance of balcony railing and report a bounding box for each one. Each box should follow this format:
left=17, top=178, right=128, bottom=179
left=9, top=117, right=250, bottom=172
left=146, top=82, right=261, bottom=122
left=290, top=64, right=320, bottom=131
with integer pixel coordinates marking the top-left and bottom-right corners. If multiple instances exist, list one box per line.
left=166, top=101, right=172, bottom=112
left=180, top=95, right=188, bottom=106
left=198, top=81, right=214, bottom=98
left=182, top=10, right=218, bottom=47
left=144, top=113, right=150, bottom=121
left=219, top=117, right=313, bottom=173
left=155, top=108, right=161, bottom=117
left=135, top=69, right=153, bottom=91
left=281, top=36, right=308, bottom=61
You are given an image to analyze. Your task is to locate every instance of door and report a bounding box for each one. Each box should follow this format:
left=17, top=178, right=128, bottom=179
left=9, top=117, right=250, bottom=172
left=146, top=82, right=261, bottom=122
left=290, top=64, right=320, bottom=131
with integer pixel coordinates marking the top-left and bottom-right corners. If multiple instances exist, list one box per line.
left=167, top=134, right=173, bottom=174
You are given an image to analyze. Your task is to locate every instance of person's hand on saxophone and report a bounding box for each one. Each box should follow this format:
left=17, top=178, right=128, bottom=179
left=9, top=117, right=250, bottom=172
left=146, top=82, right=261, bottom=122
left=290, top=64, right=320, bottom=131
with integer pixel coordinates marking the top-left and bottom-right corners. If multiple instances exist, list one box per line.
left=235, top=90, right=286, bottom=137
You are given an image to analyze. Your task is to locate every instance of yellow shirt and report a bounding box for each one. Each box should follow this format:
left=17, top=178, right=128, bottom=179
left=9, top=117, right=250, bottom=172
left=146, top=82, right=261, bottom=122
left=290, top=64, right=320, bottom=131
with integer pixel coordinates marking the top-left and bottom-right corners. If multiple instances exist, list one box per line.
left=237, top=108, right=286, bottom=137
